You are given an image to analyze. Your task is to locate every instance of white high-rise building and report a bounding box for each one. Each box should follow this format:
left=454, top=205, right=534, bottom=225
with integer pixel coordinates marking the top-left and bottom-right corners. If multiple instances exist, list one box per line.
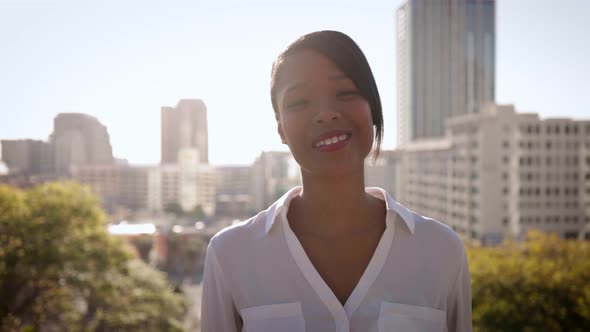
left=396, top=104, right=590, bottom=243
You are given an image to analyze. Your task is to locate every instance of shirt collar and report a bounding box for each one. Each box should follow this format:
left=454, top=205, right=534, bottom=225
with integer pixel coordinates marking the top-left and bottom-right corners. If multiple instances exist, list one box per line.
left=264, top=186, right=415, bottom=235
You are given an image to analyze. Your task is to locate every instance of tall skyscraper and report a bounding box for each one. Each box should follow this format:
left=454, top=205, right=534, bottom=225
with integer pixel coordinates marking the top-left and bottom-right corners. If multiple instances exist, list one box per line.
left=161, top=99, right=208, bottom=164
left=396, top=0, right=495, bottom=145
left=50, top=113, right=113, bottom=174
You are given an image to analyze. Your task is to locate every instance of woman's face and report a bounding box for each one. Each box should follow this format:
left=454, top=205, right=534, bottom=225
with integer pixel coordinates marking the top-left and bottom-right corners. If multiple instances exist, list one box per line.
left=274, top=49, right=374, bottom=178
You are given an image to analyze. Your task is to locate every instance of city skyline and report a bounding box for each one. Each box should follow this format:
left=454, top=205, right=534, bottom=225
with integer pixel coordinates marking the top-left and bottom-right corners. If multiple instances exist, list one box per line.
left=1, top=0, right=589, bottom=165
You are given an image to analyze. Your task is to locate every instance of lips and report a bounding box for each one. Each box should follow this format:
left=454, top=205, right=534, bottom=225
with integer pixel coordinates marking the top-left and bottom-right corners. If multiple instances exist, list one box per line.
left=312, top=130, right=351, bottom=151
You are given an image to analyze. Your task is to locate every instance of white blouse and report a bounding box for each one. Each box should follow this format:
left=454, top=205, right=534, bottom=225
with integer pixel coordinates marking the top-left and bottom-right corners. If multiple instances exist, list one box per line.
left=201, top=187, right=472, bottom=332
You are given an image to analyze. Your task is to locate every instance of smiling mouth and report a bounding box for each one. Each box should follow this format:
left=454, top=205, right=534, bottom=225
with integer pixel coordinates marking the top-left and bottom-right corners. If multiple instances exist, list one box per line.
left=313, top=133, right=351, bottom=148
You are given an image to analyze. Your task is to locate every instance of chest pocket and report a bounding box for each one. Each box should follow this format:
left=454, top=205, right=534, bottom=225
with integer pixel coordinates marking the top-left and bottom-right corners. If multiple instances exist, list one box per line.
left=240, top=302, right=305, bottom=332
left=378, top=302, right=446, bottom=332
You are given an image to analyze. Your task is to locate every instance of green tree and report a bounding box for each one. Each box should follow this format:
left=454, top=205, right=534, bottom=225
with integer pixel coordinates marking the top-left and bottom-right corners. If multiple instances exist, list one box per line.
left=187, top=205, right=206, bottom=221
left=0, top=182, right=187, bottom=331
left=129, top=235, right=155, bottom=263
left=164, top=202, right=184, bottom=218
left=469, top=230, right=590, bottom=332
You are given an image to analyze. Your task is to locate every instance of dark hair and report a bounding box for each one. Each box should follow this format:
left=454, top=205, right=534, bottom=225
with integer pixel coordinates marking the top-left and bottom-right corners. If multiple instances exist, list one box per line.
left=270, top=30, right=383, bottom=159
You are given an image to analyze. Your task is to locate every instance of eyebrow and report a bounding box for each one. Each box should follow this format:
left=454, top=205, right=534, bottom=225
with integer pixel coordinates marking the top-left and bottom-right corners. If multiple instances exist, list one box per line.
left=329, top=73, right=349, bottom=80
left=283, top=74, right=350, bottom=94
left=284, top=82, right=306, bottom=95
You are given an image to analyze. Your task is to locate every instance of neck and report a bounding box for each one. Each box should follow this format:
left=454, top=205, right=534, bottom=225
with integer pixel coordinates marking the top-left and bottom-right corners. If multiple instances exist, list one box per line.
left=291, top=169, right=376, bottom=235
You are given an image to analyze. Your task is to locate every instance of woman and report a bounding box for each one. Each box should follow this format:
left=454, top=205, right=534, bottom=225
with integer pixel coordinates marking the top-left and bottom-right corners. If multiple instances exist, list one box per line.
left=201, top=30, right=472, bottom=332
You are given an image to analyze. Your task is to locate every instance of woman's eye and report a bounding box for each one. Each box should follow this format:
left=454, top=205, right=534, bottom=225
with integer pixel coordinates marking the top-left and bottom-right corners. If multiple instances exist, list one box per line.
left=286, top=99, right=308, bottom=109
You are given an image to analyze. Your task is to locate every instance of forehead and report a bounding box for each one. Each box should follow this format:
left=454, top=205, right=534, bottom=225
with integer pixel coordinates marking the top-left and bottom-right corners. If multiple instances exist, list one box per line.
left=275, top=49, right=349, bottom=90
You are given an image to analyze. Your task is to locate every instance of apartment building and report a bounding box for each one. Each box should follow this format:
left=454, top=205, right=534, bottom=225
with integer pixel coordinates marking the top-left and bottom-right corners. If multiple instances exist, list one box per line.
left=397, top=104, right=590, bottom=243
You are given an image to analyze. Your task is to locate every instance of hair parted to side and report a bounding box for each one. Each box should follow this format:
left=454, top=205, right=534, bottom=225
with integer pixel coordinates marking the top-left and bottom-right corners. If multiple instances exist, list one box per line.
left=270, top=30, right=384, bottom=160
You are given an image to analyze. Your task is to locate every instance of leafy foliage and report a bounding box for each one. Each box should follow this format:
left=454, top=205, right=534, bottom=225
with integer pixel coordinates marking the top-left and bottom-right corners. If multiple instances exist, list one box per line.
left=164, top=202, right=207, bottom=222
left=469, top=230, right=590, bottom=332
left=165, top=233, right=205, bottom=284
left=0, top=182, right=187, bottom=331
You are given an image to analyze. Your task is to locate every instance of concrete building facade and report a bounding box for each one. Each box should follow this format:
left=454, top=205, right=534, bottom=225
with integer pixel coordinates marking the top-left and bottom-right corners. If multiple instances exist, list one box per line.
left=365, top=150, right=402, bottom=197
left=161, top=99, right=208, bottom=165
left=72, top=162, right=216, bottom=217
left=215, top=165, right=253, bottom=219
left=0, top=139, right=53, bottom=175
left=250, top=151, right=301, bottom=212
left=396, top=0, right=495, bottom=145
left=50, top=113, right=113, bottom=174
left=396, top=104, right=590, bottom=243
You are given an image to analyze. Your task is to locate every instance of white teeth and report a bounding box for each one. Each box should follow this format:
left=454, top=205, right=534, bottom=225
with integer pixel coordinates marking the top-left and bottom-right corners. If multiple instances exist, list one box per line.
left=315, top=134, right=349, bottom=148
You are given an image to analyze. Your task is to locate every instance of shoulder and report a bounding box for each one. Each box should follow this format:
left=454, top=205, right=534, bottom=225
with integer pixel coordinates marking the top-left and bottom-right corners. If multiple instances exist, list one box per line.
left=377, top=187, right=465, bottom=257
left=390, top=197, right=467, bottom=263
left=208, top=209, right=268, bottom=255
left=413, top=212, right=465, bottom=253
left=397, top=208, right=470, bottom=287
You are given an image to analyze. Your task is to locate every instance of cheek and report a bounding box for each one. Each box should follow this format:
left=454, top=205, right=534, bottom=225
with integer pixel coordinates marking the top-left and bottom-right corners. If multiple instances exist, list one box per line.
left=279, top=116, right=305, bottom=144
left=353, top=103, right=374, bottom=132
left=355, top=104, right=375, bottom=150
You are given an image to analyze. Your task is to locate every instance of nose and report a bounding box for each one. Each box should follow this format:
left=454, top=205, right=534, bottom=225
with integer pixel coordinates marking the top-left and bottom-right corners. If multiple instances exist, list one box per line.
left=314, top=102, right=341, bottom=124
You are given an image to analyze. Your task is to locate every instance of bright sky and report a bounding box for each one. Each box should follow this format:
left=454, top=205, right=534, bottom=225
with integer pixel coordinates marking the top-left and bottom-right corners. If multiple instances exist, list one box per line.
left=1, top=0, right=588, bottom=166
